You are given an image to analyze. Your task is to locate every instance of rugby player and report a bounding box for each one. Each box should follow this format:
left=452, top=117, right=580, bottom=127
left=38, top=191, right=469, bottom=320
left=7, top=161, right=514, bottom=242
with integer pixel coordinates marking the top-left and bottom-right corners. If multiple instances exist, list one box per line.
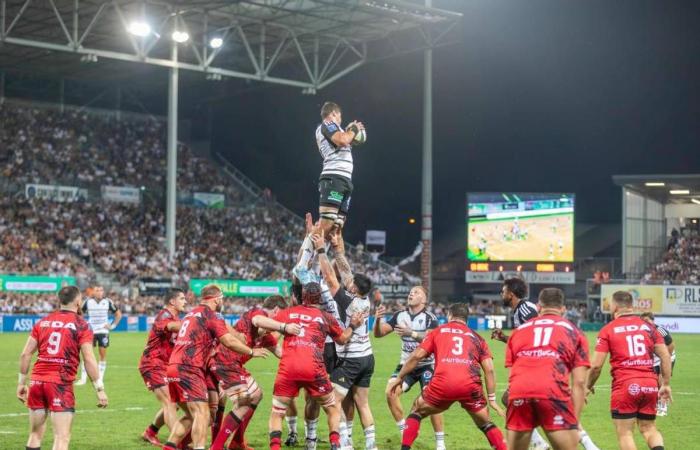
left=139, top=288, right=188, bottom=446
left=76, top=284, right=122, bottom=385
left=640, top=312, right=676, bottom=416
left=389, top=302, right=507, bottom=450
left=17, top=286, right=108, bottom=450
left=374, top=286, right=446, bottom=450
left=209, top=295, right=297, bottom=450
left=313, top=230, right=377, bottom=450
left=162, top=285, right=277, bottom=450
left=269, top=282, right=365, bottom=450
left=505, top=288, right=590, bottom=450
left=587, top=291, right=673, bottom=450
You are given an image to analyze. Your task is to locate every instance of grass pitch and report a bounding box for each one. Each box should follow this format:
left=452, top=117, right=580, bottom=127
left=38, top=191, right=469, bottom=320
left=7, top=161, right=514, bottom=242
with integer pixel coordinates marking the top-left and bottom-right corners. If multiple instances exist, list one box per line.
left=1, top=331, right=698, bottom=449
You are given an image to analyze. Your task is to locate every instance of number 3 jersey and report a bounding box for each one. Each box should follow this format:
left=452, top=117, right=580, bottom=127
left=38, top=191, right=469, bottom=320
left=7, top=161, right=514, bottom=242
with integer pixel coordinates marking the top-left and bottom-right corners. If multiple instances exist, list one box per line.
left=420, top=321, right=492, bottom=387
left=30, top=310, right=93, bottom=384
left=595, top=315, right=664, bottom=389
left=506, top=314, right=590, bottom=401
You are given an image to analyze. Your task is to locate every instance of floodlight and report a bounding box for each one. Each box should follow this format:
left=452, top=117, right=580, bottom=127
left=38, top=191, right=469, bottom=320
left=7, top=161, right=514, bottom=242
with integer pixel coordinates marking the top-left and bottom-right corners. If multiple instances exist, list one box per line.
left=209, top=37, right=223, bottom=49
left=127, top=21, right=151, bottom=37
left=172, top=31, right=190, bottom=43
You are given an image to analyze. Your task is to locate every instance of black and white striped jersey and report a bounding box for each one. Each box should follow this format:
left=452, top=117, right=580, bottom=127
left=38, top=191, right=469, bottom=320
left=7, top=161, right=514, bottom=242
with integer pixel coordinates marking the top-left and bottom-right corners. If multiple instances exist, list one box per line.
left=333, top=288, right=372, bottom=358
left=316, top=120, right=353, bottom=180
left=387, top=309, right=439, bottom=366
left=512, top=299, right=538, bottom=328
left=81, top=297, right=118, bottom=335
left=653, top=325, right=676, bottom=366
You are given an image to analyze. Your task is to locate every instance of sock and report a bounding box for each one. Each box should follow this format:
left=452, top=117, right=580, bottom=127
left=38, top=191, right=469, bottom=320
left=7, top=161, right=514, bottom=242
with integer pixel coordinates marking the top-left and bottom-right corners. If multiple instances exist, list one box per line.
left=579, top=429, right=599, bottom=450
left=26, top=447, right=41, bottom=450
left=212, top=405, right=225, bottom=441
left=329, top=431, right=341, bottom=447
left=396, top=419, right=406, bottom=434
left=364, top=425, right=376, bottom=449
left=530, top=428, right=548, bottom=447
left=211, top=412, right=242, bottom=450
left=402, top=413, right=422, bottom=449
left=305, top=418, right=319, bottom=441
left=479, top=422, right=507, bottom=450
left=270, top=431, right=282, bottom=450
left=163, top=442, right=177, bottom=450
left=98, top=361, right=106, bottom=380
left=230, top=405, right=256, bottom=446
left=339, top=421, right=349, bottom=446
left=347, top=420, right=354, bottom=441
left=148, top=423, right=160, bottom=434
left=286, top=416, right=298, bottom=434
left=435, top=431, right=445, bottom=447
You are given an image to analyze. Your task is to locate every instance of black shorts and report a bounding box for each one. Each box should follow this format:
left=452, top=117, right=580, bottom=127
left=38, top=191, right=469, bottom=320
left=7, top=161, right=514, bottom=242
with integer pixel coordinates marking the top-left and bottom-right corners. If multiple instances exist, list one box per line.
left=391, top=364, right=434, bottom=392
left=318, top=175, right=353, bottom=216
left=331, top=355, right=374, bottom=390
left=653, top=360, right=675, bottom=375
left=324, top=342, right=337, bottom=374
left=93, top=333, right=110, bottom=348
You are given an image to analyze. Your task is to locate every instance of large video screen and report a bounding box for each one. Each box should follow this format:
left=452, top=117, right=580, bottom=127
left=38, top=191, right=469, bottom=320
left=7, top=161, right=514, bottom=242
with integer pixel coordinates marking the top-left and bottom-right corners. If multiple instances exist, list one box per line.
left=467, top=193, right=574, bottom=263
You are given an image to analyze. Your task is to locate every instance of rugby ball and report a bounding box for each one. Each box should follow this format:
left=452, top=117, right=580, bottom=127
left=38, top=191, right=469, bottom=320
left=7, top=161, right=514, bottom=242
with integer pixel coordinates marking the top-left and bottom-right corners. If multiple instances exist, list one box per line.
left=352, top=128, right=367, bottom=146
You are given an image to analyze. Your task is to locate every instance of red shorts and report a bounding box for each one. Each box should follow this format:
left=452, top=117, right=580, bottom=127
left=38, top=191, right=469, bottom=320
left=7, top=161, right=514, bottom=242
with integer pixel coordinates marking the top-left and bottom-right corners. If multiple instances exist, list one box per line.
left=421, top=381, right=486, bottom=413
left=211, top=361, right=251, bottom=391
left=139, top=363, right=168, bottom=391
left=507, top=398, right=578, bottom=432
left=167, top=364, right=208, bottom=403
left=27, top=381, right=75, bottom=412
left=205, top=367, right=220, bottom=393
left=611, top=379, right=659, bottom=420
left=273, top=373, right=333, bottom=398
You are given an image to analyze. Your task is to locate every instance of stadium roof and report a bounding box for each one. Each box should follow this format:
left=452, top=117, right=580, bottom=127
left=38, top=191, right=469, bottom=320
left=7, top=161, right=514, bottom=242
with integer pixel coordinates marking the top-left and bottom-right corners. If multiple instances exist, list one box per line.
left=0, top=0, right=462, bottom=91
left=613, top=174, right=700, bottom=204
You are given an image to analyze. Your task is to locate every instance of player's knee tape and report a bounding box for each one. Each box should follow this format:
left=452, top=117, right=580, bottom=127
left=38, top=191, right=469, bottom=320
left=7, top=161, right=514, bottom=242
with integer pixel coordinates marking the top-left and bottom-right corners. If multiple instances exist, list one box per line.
left=332, top=383, right=349, bottom=397
left=320, top=212, right=338, bottom=222
left=272, top=398, right=288, bottom=416
left=408, top=412, right=423, bottom=421
left=320, top=393, right=336, bottom=408
left=479, top=422, right=496, bottom=433
left=334, top=216, right=345, bottom=228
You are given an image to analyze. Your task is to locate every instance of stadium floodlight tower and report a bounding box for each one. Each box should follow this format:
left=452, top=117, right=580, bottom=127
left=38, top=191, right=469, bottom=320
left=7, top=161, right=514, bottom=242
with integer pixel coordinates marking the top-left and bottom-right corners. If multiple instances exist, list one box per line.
left=0, top=0, right=461, bottom=267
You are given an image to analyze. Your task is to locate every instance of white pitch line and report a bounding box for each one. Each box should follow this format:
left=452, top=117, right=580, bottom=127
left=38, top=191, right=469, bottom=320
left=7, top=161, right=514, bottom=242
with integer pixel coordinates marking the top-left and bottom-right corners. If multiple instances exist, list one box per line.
left=0, top=431, right=18, bottom=434
left=0, top=406, right=144, bottom=418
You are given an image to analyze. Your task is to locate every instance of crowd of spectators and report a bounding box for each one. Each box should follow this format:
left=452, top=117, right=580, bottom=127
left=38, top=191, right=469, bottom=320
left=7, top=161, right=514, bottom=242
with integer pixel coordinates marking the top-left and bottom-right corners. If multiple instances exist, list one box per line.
left=643, top=229, right=700, bottom=285
left=0, top=100, right=419, bottom=315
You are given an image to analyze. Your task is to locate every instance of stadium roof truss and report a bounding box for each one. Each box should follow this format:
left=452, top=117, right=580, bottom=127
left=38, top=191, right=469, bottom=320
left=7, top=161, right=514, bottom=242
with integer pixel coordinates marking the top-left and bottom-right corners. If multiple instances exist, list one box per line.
left=0, top=0, right=462, bottom=91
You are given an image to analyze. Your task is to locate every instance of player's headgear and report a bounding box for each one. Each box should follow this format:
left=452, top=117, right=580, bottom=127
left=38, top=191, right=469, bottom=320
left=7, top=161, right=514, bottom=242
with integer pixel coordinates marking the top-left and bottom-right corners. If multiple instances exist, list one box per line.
left=302, top=282, right=322, bottom=305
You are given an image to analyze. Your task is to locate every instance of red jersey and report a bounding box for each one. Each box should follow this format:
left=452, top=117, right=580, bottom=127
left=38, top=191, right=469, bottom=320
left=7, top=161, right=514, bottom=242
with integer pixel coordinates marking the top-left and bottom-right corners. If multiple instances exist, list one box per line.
left=30, top=310, right=93, bottom=384
left=169, top=305, right=228, bottom=369
left=140, top=308, right=180, bottom=367
left=213, top=307, right=278, bottom=367
left=595, top=315, right=663, bottom=388
left=420, top=321, right=492, bottom=387
left=506, top=314, right=590, bottom=401
left=275, top=305, right=343, bottom=379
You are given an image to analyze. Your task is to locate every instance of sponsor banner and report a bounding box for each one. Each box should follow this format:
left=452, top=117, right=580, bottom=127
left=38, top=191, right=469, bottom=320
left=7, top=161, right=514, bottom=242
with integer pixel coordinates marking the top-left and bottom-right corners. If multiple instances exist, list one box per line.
left=654, top=316, right=700, bottom=334
left=138, top=278, right=173, bottom=295
left=1, top=315, right=43, bottom=332
left=193, top=192, right=225, bottom=209
left=376, top=284, right=411, bottom=299
left=101, top=185, right=141, bottom=203
left=25, top=183, right=87, bottom=202
left=466, top=271, right=576, bottom=285
left=366, top=230, right=387, bottom=246
left=0, top=275, right=76, bottom=293
left=601, top=284, right=700, bottom=316
left=189, top=279, right=291, bottom=297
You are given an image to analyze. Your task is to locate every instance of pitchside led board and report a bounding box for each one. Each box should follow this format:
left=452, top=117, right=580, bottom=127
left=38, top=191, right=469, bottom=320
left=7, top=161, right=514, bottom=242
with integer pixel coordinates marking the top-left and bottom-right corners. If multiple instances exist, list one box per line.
left=465, top=193, right=576, bottom=284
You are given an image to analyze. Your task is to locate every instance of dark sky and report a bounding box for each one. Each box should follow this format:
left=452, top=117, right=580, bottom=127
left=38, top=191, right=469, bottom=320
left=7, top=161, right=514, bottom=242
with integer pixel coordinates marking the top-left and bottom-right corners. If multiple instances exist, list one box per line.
left=211, top=0, right=700, bottom=257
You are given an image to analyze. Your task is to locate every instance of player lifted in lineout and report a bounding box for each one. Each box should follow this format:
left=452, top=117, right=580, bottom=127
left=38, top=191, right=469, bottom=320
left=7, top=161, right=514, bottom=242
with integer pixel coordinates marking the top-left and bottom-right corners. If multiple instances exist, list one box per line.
left=505, top=288, right=590, bottom=450
left=587, top=291, right=673, bottom=450
left=76, top=284, right=122, bottom=385
left=17, top=286, right=109, bottom=450
left=389, top=302, right=507, bottom=450
left=374, top=286, right=446, bottom=450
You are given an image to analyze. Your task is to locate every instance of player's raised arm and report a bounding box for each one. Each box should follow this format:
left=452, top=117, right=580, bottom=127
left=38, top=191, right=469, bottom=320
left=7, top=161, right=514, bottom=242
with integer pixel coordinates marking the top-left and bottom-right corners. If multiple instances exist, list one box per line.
left=373, top=305, right=393, bottom=337
left=16, top=335, right=38, bottom=404
left=324, top=120, right=361, bottom=147
left=331, top=230, right=354, bottom=290
left=312, top=230, right=341, bottom=296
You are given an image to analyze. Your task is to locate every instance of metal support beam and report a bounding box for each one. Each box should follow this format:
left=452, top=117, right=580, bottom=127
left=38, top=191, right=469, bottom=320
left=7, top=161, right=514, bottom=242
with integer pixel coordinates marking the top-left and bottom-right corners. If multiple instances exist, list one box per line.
left=166, top=42, right=178, bottom=261
left=420, top=0, right=433, bottom=294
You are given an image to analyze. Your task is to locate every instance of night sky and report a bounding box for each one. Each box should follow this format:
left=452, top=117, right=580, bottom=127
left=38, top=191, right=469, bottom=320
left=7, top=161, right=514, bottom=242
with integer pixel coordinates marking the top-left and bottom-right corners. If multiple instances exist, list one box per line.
left=211, top=0, right=700, bottom=258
